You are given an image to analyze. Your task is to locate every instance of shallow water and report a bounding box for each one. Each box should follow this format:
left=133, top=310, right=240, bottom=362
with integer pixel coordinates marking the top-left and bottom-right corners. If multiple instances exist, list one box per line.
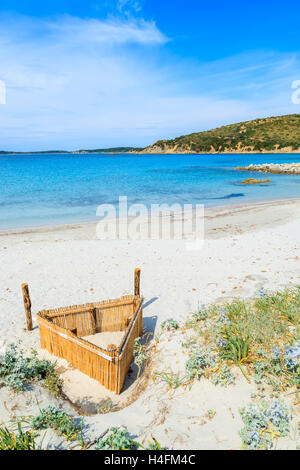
left=0, top=153, right=300, bottom=229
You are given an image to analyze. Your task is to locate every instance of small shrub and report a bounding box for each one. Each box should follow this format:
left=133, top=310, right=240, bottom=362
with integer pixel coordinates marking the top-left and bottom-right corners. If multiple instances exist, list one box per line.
left=0, top=343, right=58, bottom=392
left=185, top=348, right=216, bottom=380
left=161, top=318, right=180, bottom=331
left=95, top=427, right=138, bottom=450
left=283, top=344, right=300, bottom=372
left=185, top=304, right=217, bottom=329
left=211, top=364, right=235, bottom=387
left=185, top=347, right=235, bottom=387
left=192, top=306, right=210, bottom=322
left=43, top=371, right=63, bottom=397
left=31, top=406, right=83, bottom=442
left=133, top=337, right=149, bottom=377
left=239, top=399, right=291, bottom=450
left=253, top=343, right=300, bottom=390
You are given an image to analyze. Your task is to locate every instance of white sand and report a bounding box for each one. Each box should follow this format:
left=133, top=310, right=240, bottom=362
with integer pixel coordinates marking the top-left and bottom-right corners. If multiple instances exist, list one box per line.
left=0, top=198, right=300, bottom=449
left=82, top=331, right=124, bottom=349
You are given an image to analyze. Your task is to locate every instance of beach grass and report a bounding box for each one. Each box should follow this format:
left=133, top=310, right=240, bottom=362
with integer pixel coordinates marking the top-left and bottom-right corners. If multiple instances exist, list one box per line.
left=184, top=287, right=300, bottom=391
left=0, top=422, right=38, bottom=450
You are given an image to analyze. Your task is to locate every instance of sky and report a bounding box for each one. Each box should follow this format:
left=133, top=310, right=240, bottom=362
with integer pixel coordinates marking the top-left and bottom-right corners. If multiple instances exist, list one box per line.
left=0, top=0, right=299, bottom=151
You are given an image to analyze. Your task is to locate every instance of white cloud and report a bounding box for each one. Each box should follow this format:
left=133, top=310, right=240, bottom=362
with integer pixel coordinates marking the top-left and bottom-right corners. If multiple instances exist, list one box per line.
left=0, top=14, right=299, bottom=151
left=117, top=0, right=143, bottom=14
left=47, top=15, right=167, bottom=45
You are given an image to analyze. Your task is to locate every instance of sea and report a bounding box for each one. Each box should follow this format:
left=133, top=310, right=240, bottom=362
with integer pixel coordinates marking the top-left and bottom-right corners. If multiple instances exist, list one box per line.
left=0, top=153, right=300, bottom=230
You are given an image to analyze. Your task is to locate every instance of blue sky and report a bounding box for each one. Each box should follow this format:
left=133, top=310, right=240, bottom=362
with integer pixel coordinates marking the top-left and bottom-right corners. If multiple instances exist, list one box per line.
left=0, top=0, right=299, bottom=150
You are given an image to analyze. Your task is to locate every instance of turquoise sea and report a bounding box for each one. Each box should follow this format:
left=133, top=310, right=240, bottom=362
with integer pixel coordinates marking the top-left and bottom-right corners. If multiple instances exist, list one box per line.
left=0, top=153, right=300, bottom=230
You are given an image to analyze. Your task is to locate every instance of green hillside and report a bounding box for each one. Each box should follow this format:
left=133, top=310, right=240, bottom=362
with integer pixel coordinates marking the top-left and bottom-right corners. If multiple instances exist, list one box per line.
left=76, top=147, right=143, bottom=153
left=143, top=114, right=300, bottom=153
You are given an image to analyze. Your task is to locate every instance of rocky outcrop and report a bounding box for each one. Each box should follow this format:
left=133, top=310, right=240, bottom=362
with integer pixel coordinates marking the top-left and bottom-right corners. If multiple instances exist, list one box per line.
left=236, top=163, right=300, bottom=174
left=241, top=178, right=271, bottom=184
left=138, top=145, right=300, bottom=155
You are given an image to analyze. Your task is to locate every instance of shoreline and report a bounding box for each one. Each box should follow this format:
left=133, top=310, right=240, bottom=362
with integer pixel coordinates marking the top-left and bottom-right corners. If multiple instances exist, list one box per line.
left=1, top=196, right=300, bottom=237
left=134, top=150, right=300, bottom=155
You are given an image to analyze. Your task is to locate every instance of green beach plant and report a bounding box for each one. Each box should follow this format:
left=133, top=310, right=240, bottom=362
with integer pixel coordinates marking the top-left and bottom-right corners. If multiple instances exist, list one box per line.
left=185, top=304, right=217, bottom=330
left=0, top=422, right=38, bottom=450
left=30, top=406, right=83, bottom=443
left=153, top=371, right=188, bottom=390
left=185, top=347, right=215, bottom=380
left=184, top=287, right=300, bottom=392
left=95, top=427, right=139, bottom=450
left=0, top=343, right=60, bottom=393
left=211, top=364, right=236, bottom=387
left=42, top=370, right=63, bottom=397
left=161, top=318, right=180, bottom=331
left=185, top=346, right=235, bottom=387
left=239, top=399, right=291, bottom=450
left=218, top=324, right=250, bottom=380
left=95, top=427, right=166, bottom=450
left=133, top=337, right=149, bottom=377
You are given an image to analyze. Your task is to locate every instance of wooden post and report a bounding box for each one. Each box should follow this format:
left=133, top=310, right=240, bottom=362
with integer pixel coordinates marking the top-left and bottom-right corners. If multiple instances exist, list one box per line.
left=21, top=283, right=33, bottom=331
left=134, top=268, right=141, bottom=297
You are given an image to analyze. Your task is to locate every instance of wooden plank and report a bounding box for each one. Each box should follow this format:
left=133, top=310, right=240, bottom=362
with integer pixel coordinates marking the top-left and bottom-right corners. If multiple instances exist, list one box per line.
left=44, top=298, right=135, bottom=318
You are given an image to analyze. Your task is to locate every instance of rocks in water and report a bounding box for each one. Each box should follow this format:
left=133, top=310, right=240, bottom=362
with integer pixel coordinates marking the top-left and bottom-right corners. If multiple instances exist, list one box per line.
left=241, top=178, right=271, bottom=184
left=235, top=163, right=300, bottom=174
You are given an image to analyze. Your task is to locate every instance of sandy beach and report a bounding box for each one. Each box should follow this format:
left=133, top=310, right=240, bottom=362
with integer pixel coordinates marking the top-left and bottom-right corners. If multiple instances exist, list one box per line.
left=1, top=197, right=300, bottom=449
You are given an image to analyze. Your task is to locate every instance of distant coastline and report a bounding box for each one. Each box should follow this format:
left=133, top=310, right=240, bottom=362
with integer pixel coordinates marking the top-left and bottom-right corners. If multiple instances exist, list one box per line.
left=0, top=147, right=142, bottom=156
left=1, top=150, right=300, bottom=156
left=2, top=113, right=300, bottom=155
left=0, top=114, right=300, bottom=155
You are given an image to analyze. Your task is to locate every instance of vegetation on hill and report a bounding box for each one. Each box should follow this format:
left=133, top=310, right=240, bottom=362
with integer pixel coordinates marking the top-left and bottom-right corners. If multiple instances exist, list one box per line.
left=2, top=114, right=300, bottom=155
left=76, top=147, right=143, bottom=153
left=143, top=114, right=300, bottom=153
